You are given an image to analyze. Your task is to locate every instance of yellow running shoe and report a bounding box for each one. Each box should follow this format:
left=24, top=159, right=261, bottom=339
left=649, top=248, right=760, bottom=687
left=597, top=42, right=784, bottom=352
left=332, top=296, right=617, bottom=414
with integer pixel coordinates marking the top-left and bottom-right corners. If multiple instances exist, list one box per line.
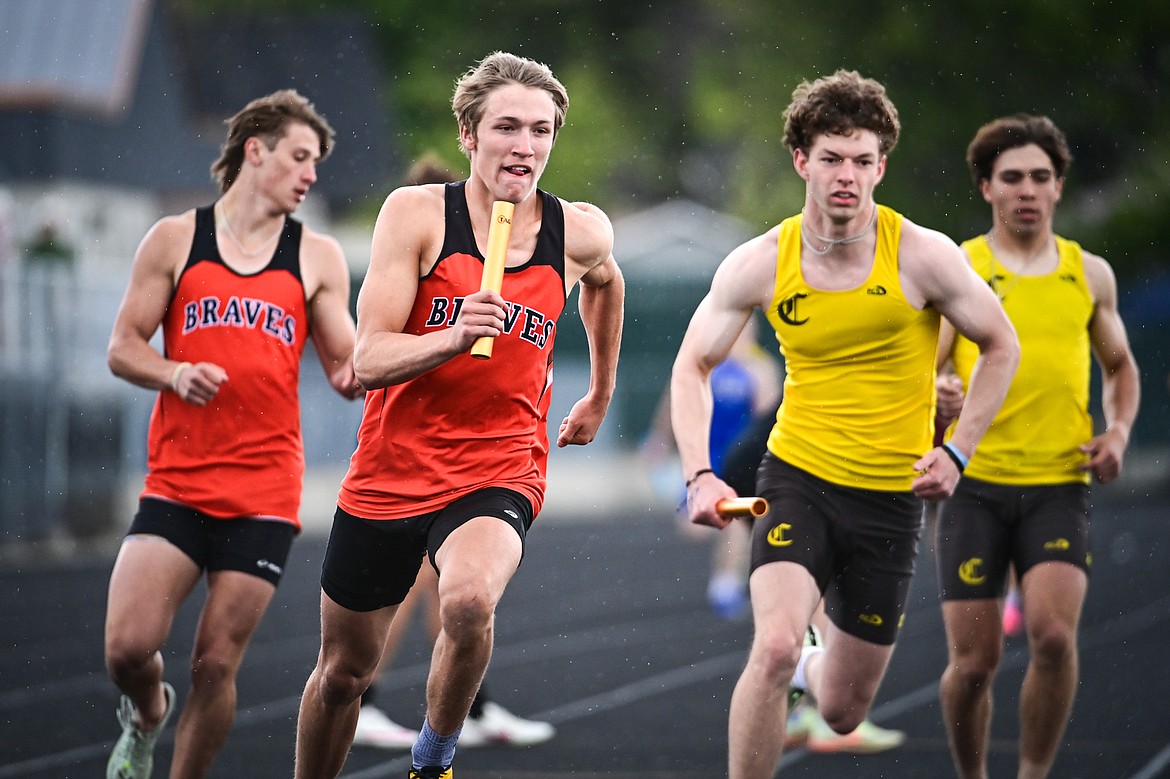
left=408, top=767, right=452, bottom=779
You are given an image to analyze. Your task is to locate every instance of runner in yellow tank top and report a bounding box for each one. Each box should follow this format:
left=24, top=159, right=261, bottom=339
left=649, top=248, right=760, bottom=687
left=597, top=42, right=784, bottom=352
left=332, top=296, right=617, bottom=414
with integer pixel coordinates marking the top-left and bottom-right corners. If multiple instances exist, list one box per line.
left=934, top=115, right=1140, bottom=779
left=670, top=70, right=1019, bottom=779
left=765, top=204, right=939, bottom=490
left=950, top=234, right=1095, bottom=484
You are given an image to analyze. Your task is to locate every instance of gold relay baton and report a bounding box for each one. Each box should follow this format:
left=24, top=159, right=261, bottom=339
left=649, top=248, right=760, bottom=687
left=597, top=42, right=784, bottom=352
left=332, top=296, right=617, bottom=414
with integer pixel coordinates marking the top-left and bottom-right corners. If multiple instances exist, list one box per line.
left=716, top=497, right=769, bottom=518
left=470, top=200, right=515, bottom=360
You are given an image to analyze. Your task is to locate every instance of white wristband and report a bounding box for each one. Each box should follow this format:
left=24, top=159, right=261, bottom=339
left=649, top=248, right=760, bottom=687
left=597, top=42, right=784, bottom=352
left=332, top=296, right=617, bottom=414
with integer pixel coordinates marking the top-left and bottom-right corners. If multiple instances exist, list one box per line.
left=170, top=362, right=191, bottom=393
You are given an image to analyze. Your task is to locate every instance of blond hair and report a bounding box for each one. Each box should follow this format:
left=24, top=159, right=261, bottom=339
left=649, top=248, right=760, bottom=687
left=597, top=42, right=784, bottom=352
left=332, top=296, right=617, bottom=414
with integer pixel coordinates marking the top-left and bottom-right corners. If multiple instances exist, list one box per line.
left=451, top=51, right=568, bottom=158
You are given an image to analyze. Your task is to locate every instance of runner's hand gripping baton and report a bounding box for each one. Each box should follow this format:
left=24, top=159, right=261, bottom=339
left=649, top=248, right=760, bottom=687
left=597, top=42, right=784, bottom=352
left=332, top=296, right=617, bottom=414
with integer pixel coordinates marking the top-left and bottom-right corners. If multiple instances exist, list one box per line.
left=470, top=201, right=515, bottom=360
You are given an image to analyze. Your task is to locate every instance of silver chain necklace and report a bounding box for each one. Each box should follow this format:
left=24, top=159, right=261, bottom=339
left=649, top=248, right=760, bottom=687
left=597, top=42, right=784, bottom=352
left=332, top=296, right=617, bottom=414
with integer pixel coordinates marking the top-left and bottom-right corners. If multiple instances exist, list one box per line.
left=800, top=207, right=877, bottom=256
left=216, top=201, right=283, bottom=258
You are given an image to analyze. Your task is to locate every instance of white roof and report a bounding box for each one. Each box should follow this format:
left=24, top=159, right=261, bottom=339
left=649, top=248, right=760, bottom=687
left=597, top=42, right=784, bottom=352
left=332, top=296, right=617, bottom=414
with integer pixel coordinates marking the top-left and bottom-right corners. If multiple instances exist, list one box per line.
left=0, top=0, right=152, bottom=116
left=613, top=198, right=752, bottom=281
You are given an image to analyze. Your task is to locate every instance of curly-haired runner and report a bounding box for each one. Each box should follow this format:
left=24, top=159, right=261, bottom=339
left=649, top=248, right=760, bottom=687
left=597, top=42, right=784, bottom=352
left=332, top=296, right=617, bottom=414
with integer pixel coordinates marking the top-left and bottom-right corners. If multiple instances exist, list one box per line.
left=670, top=70, right=1020, bottom=778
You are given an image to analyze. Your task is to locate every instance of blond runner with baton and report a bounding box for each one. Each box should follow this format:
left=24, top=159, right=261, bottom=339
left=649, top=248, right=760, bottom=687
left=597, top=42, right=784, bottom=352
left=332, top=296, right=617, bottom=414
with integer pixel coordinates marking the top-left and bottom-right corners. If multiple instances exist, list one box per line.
left=295, top=51, right=625, bottom=779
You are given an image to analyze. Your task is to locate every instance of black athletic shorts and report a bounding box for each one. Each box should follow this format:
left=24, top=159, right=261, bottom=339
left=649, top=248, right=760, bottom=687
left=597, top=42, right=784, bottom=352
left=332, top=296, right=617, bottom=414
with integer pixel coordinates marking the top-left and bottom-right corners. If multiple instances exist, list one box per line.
left=321, top=487, right=533, bottom=612
left=752, top=454, right=924, bottom=645
left=127, top=497, right=296, bottom=586
left=936, top=476, right=1091, bottom=601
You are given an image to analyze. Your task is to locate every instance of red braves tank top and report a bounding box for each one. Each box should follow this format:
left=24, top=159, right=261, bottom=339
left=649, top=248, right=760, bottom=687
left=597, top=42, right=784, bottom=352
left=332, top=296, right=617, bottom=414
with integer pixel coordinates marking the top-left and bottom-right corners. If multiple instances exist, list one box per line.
left=141, top=206, right=309, bottom=527
left=339, top=182, right=567, bottom=520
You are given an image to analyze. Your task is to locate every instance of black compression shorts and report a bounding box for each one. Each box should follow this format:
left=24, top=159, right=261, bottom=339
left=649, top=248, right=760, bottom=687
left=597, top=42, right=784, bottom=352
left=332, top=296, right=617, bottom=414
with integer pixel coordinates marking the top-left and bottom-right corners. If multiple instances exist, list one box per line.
left=752, top=454, right=924, bottom=645
left=128, top=497, right=296, bottom=586
left=321, top=487, right=533, bottom=612
left=936, top=476, right=1091, bottom=601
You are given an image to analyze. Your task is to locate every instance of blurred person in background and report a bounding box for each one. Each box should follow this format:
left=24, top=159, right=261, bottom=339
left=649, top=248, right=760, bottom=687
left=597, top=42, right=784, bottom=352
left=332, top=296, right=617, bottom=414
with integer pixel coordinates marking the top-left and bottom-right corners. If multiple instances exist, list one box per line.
left=22, top=208, right=77, bottom=370
left=935, top=114, right=1140, bottom=779
left=643, top=314, right=781, bottom=620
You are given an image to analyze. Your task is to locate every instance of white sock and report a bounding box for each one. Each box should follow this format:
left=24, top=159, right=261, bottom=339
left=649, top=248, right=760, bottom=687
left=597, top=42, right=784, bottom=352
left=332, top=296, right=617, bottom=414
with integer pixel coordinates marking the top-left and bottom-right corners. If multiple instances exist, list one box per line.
left=791, top=644, right=824, bottom=691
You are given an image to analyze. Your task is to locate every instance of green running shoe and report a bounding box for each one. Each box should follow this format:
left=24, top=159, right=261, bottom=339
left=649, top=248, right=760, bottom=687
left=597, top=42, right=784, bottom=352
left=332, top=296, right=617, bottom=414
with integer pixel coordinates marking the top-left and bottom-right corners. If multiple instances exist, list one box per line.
left=106, top=682, right=176, bottom=779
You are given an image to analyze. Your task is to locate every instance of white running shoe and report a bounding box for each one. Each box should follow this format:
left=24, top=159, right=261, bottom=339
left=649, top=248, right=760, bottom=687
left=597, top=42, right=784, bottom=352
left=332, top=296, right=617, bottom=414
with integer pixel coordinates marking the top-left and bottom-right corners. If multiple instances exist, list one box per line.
left=351, top=705, right=418, bottom=749
left=458, top=701, right=555, bottom=747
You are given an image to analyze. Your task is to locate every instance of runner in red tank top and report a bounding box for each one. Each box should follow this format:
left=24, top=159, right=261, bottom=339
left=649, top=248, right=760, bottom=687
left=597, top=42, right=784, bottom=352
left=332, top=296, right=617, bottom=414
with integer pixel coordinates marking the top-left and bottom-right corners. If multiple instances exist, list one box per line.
left=350, top=157, right=558, bottom=752
left=103, top=90, right=363, bottom=779
left=295, top=53, right=625, bottom=779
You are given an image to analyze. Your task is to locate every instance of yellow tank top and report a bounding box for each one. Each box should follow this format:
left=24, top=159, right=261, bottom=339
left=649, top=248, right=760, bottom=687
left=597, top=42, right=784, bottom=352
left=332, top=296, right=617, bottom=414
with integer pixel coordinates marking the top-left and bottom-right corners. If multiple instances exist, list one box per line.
left=950, top=235, right=1093, bottom=485
left=764, top=205, right=941, bottom=490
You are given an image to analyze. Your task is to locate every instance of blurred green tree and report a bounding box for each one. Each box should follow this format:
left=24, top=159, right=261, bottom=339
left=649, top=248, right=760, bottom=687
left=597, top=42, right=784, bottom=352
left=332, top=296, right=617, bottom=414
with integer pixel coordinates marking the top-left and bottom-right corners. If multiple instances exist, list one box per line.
left=176, top=0, right=1170, bottom=277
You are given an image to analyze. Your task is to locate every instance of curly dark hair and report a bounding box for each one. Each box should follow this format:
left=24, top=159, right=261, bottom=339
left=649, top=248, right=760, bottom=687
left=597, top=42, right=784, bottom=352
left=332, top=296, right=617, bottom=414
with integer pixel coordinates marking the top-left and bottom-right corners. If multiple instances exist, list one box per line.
left=782, top=70, right=900, bottom=156
left=965, top=114, right=1071, bottom=188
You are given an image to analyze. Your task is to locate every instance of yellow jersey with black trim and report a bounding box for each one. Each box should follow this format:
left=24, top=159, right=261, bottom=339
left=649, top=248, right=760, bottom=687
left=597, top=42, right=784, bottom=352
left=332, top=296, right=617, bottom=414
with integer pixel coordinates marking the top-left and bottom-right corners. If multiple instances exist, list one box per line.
left=764, top=205, right=941, bottom=491
left=950, top=235, right=1093, bottom=485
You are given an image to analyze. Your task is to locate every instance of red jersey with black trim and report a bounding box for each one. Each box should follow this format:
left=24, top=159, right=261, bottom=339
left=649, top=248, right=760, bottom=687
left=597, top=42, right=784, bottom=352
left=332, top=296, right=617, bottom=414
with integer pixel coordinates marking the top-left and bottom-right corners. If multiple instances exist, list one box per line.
left=142, top=205, right=309, bottom=528
left=338, top=182, right=567, bottom=520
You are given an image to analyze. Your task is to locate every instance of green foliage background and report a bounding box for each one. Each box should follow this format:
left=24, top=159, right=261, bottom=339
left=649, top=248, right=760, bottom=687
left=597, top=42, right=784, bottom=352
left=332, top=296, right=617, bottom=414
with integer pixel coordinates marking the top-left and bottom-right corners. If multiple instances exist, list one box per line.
left=174, top=0, right=1169, bottom=445
left=178, top=0, right=1170, bottom=281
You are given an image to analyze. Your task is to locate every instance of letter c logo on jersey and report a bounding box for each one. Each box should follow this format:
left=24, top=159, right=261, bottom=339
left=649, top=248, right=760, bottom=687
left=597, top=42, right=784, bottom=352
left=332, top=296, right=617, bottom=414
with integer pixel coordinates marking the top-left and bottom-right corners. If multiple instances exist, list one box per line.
left=776, top=293, right=809, bottom=326
left=958, top=557, right=986, bottom=586
left=766, top=523, right=793, bottom=547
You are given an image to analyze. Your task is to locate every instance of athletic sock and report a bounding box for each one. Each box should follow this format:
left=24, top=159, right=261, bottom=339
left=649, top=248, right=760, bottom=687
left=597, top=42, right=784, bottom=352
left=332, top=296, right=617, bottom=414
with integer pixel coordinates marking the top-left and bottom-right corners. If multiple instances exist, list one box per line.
left=791, top=644, right=824, bottom=692
left=412, top=718, right=460, bottom=769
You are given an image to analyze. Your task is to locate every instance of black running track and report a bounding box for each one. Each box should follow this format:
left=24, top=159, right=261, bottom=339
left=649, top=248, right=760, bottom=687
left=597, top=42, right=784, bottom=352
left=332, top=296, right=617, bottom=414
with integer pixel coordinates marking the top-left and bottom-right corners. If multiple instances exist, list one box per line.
left=2, top=477, right=1169, bottom=779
